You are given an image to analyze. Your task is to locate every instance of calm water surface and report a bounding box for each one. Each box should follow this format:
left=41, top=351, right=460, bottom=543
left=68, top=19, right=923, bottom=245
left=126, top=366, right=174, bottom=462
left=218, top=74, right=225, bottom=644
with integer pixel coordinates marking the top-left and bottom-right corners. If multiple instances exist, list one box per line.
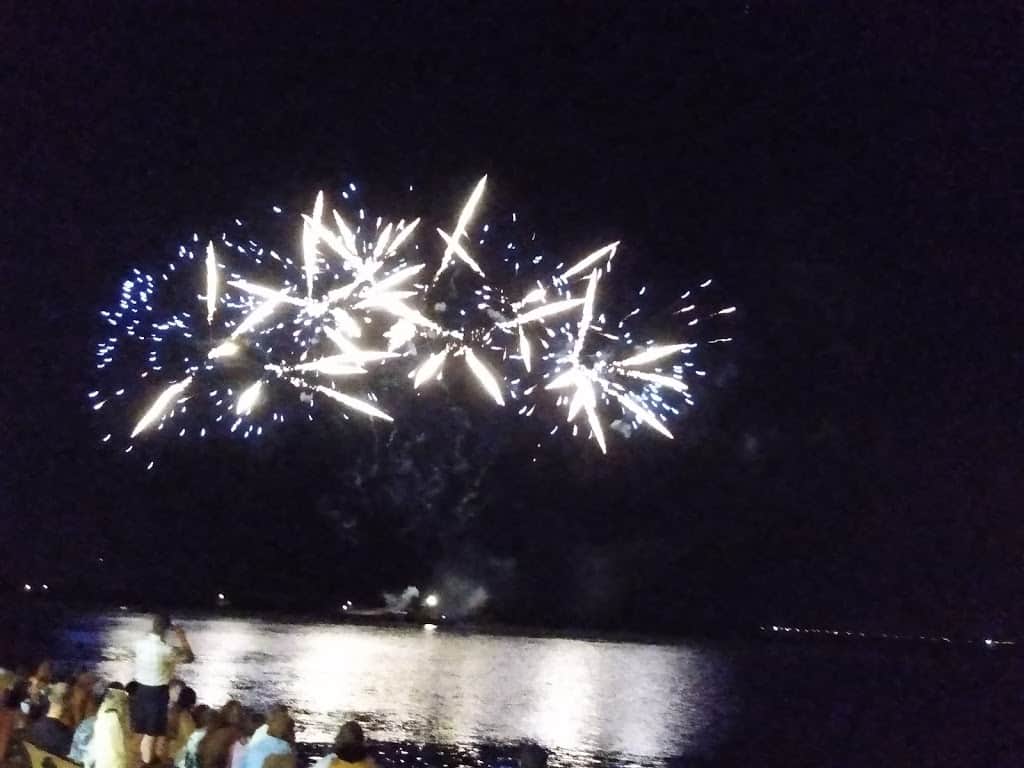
left=57, top=614, right=735, bottom=766
left=45, top=612, right=1024, bottom=766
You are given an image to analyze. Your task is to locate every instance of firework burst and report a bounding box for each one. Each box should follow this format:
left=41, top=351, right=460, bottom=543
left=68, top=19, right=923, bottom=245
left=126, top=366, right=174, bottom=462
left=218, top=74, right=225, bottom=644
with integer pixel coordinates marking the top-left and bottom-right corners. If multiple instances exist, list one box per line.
left=91, top=177, right=734, bottom=466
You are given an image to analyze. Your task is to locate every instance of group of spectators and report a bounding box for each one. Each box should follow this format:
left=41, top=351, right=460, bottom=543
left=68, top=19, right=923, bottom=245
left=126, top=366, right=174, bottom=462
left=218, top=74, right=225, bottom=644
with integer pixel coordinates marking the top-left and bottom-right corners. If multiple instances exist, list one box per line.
left=0, top=662, right=131, bottom=765
left=1, top=614, right=375, bottom=768
left=2, top=613, right=547, bottom=768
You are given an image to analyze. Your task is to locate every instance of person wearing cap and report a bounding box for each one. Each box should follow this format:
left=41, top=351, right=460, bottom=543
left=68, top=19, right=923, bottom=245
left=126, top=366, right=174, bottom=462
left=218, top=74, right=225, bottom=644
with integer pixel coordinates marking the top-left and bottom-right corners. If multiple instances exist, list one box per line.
left=133, top=613, right=195, bottom=765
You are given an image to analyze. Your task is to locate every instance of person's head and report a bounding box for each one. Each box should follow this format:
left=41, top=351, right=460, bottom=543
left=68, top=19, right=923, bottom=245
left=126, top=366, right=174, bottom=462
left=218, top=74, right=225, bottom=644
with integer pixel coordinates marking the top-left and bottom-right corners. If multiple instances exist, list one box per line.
left=519, top=743, right=548, bottom=768
left=75, top=671, right=98, bottom=690
left=176, top=686, right=197, bottom=711
left=249, top=711, right=266, bottom=732
left=219, top=699, right=243, bottom=726
left=240, top=709, right=262, bottom=738
left=203, top=708, right=225, bottom=734
left=266, top=708, right=292, bottom=741
left=100, top=688, right=129, bottom=720
left=0, top=668, right=15, bottom=693
left=263, top=703, right=288, bottom=735
left=333, top=720, right=367, bottom=762
left=266, top=703, right=289, bottom=722
left=152, top=613, right=172, bottom=637
left=34, top=660, right=53, bottom=682
left=46, top=682, right=71, bottom=717
left=193, top=704, right=214, bottom=729
left=83, top=684, right=104, bottom=718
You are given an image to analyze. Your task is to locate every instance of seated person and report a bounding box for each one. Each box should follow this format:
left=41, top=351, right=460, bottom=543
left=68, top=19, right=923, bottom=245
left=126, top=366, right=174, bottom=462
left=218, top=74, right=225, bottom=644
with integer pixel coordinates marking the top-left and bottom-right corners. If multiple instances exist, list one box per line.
left=70, top=672, right=99, bottom=728
left=28, top=683, right=73, bottom=756
left=314, top=721, right=376, bottom=768
left=241, top=709, right=292, bottom=768
left=69, top=683, right=105, bottom=766
left=247, top=704, right=286, bottom=745
left=198, top=701, right=244, bottom=768
left=23, top=661, right=54, bottom=722
left=166, top=686, right=197, bottom=763
left=92, top=687, right=130, bottom=768
left=179, top=705, right=214, bottom=768
left=0, top=667, right=22, bottom=762
left=228, top=709, right=262, bottom=768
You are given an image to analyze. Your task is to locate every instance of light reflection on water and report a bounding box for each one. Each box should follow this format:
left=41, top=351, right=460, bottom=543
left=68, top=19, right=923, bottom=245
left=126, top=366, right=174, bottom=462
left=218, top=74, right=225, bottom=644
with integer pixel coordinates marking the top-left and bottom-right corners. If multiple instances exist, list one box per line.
left=67, top=614, right=734, bottom=765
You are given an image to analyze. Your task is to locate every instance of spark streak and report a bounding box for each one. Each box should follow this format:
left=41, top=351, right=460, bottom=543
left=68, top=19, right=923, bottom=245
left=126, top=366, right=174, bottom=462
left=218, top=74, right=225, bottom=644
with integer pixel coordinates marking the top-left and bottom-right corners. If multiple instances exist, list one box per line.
left=559, top=242, right=619, bottom=281
left=235, top=381, right=263, bottom=415
left=413, top=349, right=449, bottom=388
left=518, top=326, right=532, bottom=372
left=302, top=191, right=324, bottom=297
left=617, top=343, right=694, bottom=368
left=205, top=242, right=219, bottom=325
left=130, top=377, right=193, bottom=438
left=502, top=298, right=586, bottom=327
left=435, top=176, right=487, bottom=279
left=231, top=295, right=288, bottom=338
left=463, top=347, right=504, bottom=406
left=315, top=385, right=393, bottom=421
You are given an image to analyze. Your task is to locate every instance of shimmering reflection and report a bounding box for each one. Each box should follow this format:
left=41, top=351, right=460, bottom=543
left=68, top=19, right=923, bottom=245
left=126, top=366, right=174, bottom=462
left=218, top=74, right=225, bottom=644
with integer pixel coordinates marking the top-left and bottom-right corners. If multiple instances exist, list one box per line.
left=529, top=640, right=595, bottom=749
left=71, top=615, right=733, bottom=765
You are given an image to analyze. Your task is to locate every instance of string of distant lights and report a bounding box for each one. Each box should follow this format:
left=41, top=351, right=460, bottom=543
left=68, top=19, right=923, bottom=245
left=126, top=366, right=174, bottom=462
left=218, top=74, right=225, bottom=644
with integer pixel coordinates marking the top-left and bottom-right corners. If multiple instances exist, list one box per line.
left=760, top=624, right=1013, bottom=647
left=91, top=176, right=735, bottom=468
left=13, top=582, right=1015, bottom=649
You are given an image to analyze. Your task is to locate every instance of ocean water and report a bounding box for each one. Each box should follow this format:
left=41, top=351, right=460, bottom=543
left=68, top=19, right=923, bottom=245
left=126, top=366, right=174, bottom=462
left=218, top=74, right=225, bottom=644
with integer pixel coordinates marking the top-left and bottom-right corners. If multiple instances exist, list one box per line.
left=36, top=613, right=1024, bottom=766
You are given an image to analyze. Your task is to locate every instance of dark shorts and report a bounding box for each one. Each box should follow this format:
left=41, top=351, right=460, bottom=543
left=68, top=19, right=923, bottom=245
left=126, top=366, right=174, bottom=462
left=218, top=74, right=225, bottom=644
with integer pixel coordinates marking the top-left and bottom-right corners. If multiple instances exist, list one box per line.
left=130, top=683, right=169, bottom=736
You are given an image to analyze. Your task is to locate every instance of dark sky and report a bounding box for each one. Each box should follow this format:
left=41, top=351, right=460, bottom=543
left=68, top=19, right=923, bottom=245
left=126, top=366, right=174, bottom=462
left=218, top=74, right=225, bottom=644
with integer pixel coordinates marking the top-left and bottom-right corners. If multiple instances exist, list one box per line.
left=3, top=3, right=1022, bottom=635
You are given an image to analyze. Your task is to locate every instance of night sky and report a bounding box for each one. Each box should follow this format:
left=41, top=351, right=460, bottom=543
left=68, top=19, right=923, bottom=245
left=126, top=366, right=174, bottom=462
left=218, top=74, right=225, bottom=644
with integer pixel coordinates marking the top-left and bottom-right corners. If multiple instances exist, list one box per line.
left=3, top=4, right=1021, bottom=636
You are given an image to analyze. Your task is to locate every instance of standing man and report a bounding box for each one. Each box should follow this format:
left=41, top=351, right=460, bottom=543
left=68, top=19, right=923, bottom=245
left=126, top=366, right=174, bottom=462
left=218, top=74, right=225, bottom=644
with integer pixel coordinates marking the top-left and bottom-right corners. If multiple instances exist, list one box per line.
left=133, top=614, right=195, bottom=766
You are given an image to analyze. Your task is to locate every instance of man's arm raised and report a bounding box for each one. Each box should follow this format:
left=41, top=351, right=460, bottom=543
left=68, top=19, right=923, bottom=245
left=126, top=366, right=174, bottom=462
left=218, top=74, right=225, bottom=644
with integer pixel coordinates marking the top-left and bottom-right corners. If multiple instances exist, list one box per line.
left=173, top=626, right=196, bottom=664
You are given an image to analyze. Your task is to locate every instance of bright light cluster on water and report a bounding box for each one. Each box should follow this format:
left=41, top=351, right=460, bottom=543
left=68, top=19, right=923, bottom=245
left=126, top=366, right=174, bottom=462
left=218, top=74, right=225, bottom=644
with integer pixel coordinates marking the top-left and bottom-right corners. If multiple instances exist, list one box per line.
left=91, top=177, right=734, bottom=466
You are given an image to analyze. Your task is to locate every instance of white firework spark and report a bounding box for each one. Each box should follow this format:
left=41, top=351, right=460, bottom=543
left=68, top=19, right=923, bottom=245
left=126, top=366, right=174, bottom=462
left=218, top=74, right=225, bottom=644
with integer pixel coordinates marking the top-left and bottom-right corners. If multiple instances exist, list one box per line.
left=235, top=381, right=263, bottom=416
left=205, top=242, right=220, bottom=325
left=463, top=347, right=505, bottom=406
left=314, top=384, right=393, bottom=422
left=435, top=175, right=487, bottom=280
left=130, top=376, right=193, bottom=438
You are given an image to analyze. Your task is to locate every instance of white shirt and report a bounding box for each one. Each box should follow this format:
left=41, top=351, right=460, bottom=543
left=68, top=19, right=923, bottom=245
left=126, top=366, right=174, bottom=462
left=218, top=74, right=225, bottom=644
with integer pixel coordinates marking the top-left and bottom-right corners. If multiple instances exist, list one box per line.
left=176, top=727, right=206, bottom=768
left=241, top=734, right=291, bottom=768
left=134, top=632, right=179, bottom=686
left=92, top=708, right=128, bottom=768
